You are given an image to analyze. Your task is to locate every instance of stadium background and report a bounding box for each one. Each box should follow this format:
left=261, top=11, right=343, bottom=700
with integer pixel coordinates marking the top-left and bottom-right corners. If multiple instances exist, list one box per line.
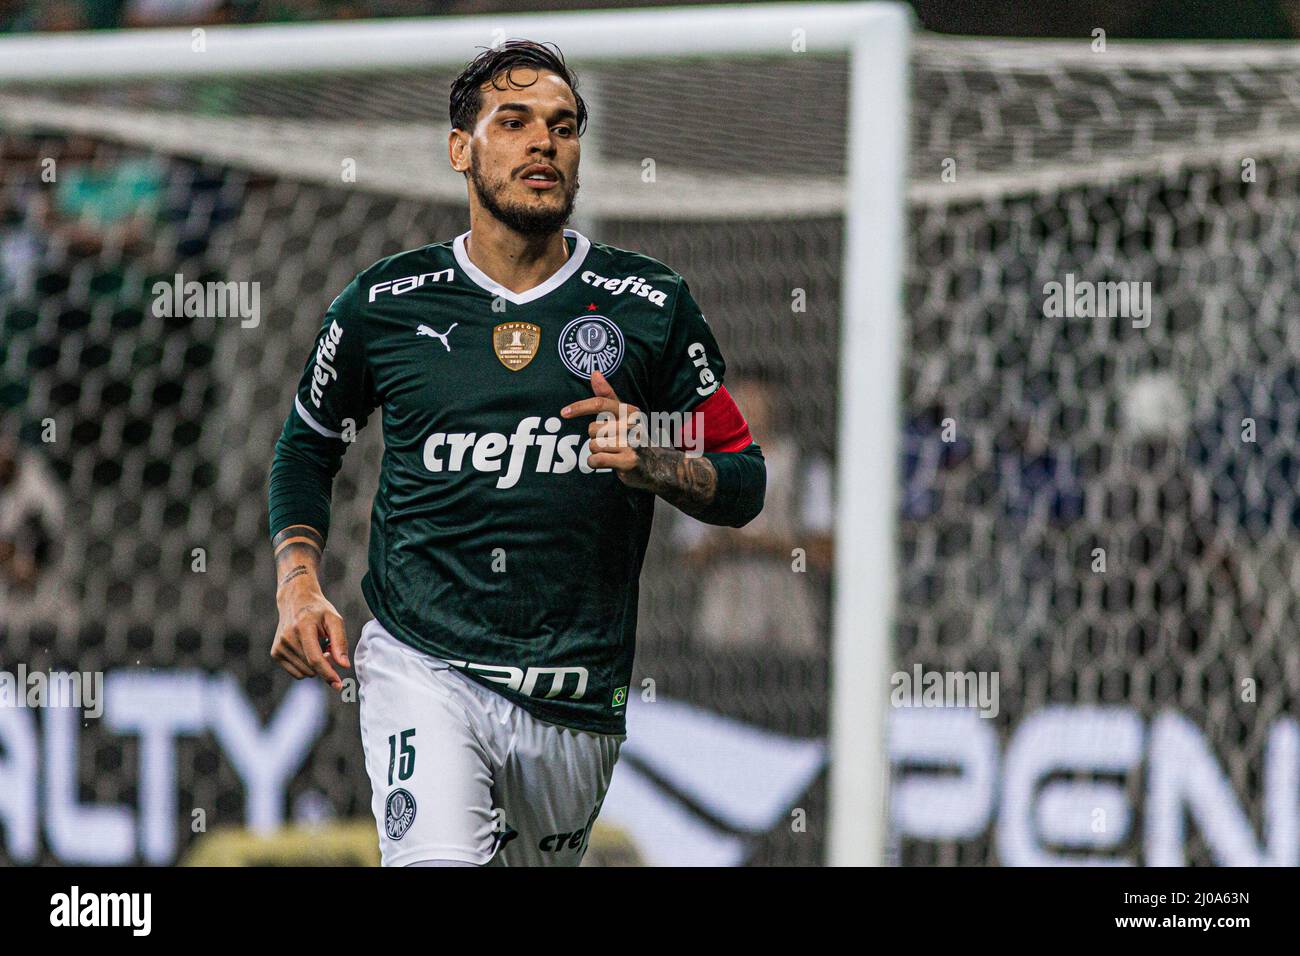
left=1, top=0, right=1299, bottom=865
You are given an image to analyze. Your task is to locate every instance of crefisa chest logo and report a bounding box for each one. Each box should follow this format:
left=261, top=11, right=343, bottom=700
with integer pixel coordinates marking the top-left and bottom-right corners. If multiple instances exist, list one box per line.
left=558, top=314, right=624, bottom=379
left=385, top=788, right=417, bottom=841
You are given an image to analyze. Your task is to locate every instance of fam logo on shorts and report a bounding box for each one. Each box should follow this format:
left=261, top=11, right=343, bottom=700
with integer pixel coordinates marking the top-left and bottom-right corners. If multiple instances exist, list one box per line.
left=558, top=315, right=624, bottom=379
left=385, top=788, right=417, bottom=840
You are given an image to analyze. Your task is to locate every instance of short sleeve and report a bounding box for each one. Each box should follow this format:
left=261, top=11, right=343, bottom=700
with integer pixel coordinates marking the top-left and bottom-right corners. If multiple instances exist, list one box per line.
left=289, top=277, right=376, bottom=440
left=651, top=278, right=727, bottom=414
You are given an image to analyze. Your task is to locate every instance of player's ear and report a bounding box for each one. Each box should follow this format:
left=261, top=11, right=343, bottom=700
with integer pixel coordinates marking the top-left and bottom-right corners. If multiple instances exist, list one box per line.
left=449, top=128, right=470, bottom=175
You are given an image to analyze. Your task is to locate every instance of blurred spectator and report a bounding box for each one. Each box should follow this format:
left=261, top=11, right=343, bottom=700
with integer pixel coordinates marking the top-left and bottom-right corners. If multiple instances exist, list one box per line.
left=51, top=136, right=165, bottom=256
left=0, top=0, right=91, bottom=32
left=0, top=0, right=36, bottom=31
left=901, top=403, right=968, bottom=520
left=0, top=433, right=63, bottom=592
left=675, top=366, right=833, bottom=654
left=0, top=185, right=48, bottom=299
left=901, top=402, right=1082, bottom=525
left=124, top=0, right=227, bottom=27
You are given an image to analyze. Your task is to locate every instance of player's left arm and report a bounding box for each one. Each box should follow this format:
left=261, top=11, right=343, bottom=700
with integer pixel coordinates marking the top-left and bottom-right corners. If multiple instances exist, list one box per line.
left=562, top=277, right=766, bottom=527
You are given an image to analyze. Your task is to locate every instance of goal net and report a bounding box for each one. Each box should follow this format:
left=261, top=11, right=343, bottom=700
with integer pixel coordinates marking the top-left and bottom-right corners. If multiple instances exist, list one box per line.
left=2, top=8, right=1294, bottom=868
left=0, top=5, right=905, bottom=867
left=896, top=37, right=1300, bottom=866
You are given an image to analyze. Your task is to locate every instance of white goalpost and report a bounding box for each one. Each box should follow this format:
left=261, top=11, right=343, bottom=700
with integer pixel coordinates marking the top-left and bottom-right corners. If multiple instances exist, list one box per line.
left=828, top=6, right=910, bottom=868
left=0, top=2, right=912, bottom=866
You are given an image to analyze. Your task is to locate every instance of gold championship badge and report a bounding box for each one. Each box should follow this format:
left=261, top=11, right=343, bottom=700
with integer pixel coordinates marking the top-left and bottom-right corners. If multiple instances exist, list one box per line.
left=493, top=321, right=541, bottom=371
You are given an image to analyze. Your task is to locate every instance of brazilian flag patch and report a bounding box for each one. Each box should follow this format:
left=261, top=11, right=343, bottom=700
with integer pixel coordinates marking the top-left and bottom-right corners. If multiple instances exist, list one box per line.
left=611, top=686, right=628, bottom=707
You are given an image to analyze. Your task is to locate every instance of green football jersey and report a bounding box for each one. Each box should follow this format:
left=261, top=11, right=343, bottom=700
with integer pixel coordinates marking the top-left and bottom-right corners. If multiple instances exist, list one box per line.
left=270, top=228, right=763, bottom=734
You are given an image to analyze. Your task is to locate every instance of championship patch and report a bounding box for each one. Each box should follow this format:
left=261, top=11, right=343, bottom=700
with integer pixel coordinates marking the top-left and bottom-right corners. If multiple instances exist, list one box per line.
left=493, top=321, right=541, bottom=371
left=385, top=788, right=417, bottom=841
left=558, top=315, right=624, bottom=379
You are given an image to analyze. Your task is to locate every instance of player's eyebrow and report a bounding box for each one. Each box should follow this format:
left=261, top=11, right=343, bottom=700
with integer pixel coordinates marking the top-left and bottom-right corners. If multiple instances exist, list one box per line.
left=495, top=102, right=578, bottom=123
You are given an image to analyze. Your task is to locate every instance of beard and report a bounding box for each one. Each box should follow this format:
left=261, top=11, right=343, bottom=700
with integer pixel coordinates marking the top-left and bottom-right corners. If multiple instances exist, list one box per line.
left=469, top=152, right=579, bottom=237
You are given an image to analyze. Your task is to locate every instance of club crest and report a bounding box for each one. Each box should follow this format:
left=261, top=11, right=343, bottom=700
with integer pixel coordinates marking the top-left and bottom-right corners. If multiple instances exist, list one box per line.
left=558, top=314, right=624, bottom=379
left=493, top=321, right=541, bottom=371
left=385, top=788, right=417, bottom=841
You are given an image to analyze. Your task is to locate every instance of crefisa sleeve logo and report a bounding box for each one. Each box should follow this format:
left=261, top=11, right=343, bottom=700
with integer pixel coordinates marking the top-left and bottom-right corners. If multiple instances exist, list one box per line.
left=558, top=315, right=624, bottom=378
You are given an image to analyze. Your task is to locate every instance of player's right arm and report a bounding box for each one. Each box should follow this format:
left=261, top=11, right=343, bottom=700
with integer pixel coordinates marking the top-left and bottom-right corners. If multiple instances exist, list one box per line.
left=266, top=277, right=375, bottom=690
left=270, top=523, right=347, bottom=688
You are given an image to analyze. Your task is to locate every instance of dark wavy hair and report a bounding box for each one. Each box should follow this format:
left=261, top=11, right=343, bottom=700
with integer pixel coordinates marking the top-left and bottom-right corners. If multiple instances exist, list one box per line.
left=449, top=40, right=587, bottom=136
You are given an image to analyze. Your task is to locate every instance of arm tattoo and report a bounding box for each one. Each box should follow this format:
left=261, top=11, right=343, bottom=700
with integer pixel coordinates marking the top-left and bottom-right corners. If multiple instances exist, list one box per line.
left=272, top=524, right=324, bottom=555
left=279, top=565, right=311, bottom=588
left=633, top=448, right=717, bottom=518
left=273, top=525, right=323, bottom=590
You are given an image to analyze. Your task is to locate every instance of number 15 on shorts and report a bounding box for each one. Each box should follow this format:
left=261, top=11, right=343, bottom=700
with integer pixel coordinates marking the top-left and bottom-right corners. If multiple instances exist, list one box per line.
left=388, top=728, right=415, bottom=785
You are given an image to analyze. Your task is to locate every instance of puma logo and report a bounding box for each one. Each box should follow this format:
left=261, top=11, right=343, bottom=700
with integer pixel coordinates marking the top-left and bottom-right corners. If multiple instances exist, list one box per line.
left=416, top=323, right=457, bottom=351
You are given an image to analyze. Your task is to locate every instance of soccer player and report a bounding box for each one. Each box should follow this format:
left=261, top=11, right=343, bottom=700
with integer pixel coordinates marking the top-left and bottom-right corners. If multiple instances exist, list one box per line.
left=267, top=40, right=766, bottom=866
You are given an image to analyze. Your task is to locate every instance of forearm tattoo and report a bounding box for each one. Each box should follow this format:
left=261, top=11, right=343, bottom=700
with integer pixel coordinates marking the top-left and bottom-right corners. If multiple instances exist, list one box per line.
left=634, top=448, right=717, bottom=518
left=279, top=564, right=311, bottom=588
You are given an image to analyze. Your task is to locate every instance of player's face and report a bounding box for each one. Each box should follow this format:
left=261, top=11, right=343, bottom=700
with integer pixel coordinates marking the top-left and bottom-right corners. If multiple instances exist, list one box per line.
left=465, top=68, right=581, bottom=236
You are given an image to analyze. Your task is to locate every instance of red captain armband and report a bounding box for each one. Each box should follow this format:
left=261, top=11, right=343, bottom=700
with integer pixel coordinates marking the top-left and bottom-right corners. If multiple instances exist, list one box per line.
left=681, top=385, right=753, bottom=454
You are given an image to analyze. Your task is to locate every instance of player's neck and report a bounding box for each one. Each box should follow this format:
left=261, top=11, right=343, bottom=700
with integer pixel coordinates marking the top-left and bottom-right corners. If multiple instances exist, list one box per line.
left=463, top=217, right=571, bottom=295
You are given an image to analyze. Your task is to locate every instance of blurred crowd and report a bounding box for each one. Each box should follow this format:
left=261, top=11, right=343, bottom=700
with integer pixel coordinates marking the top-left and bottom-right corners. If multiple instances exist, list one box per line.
left=0, top=0, right=668, bottom=34
left=0, top=133, right=241, bottom=607
left=3, top=0, right=1300, bottom=38
left=0, top=1, right=443, bottom=32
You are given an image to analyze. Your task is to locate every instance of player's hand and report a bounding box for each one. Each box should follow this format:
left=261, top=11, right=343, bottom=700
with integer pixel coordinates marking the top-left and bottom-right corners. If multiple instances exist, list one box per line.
left=271, top=576, right=350, bottom=691
left=560, top=370, right=650, bottom=486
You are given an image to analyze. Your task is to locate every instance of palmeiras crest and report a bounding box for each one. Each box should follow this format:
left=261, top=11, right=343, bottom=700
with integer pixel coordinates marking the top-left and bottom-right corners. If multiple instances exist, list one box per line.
left=385, top=788, right=417, bottom=840
left=558, top=315, right=624, bottom=379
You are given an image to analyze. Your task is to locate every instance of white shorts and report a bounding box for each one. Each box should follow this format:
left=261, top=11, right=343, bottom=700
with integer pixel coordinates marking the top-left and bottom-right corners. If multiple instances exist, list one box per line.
left=354, top=618, right=623, bottom=867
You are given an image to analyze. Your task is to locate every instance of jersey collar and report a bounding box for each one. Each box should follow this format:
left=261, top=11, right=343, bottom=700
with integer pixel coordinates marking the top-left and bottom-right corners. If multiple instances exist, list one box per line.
left=452, top=227, right=591, bottom=306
